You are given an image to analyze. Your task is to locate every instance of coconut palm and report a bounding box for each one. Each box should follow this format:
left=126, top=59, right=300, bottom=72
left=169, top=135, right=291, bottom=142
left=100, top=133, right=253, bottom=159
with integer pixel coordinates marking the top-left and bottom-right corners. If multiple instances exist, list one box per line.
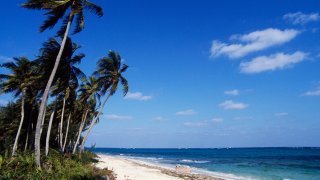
left=22, top=0, right=103, bottom=167
left=80, top=51, right=129, bottom=152
left=73, top=76, right=100, bottom=154
left=0, top=57, right=37, bottom=156
left=49, top=39, right=85, bottom=151
left=45, top=110, right=55, bottom=156
left=38, top=37, right=85, bottom=153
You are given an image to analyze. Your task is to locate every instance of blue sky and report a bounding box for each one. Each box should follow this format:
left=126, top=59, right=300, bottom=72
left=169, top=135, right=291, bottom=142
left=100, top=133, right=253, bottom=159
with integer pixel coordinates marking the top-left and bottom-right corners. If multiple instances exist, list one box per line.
left=0, top=0, right=320, bottom=148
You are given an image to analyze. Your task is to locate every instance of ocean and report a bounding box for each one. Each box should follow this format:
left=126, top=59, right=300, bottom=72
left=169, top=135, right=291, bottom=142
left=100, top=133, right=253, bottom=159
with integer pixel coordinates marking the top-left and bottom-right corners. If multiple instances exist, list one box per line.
left=93, top=147, right=320, bottom=180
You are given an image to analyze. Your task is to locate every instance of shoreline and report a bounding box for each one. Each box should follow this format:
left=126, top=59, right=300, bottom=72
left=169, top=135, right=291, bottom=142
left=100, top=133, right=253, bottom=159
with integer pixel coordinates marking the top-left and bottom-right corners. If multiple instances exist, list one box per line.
left=95, top=154, right=225, bottom=180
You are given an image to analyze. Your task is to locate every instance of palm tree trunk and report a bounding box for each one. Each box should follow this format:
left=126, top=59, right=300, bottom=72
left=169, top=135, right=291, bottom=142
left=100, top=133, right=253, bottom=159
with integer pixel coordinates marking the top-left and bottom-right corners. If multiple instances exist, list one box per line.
left=62, top=113, right=71, bottom=152
left=80, top=93, right=111, bottom=153
left=24, top=130, right=29, bottom=153
left=34, top=11, right=74, bottom=167
left=73, top=109, right=88, bottom=154
left=24, top=110, right=33, bottom=153
left=12, top=90, right=25, bottom=156
left=45, top=111, right=55, bottom=156
left=59, top=98, right=66, bottom=149
left=39, top=107, right=47, bottom=137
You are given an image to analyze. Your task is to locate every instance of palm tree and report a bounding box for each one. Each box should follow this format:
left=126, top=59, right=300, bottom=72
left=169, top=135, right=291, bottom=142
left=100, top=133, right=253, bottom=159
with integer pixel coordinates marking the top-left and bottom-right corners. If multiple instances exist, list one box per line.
left=0, top=57, right=36, bottom=156
left=80, top=51, right=129, bottom=152
left=73, top=76, right=100, bottom=154
left=22, top=0, right=103, bottom=167
left=50, top=40, right=85, bottom=151
left=45, top=110, right=55, bottom=156
left=39, top=37, right=85, bottom=153
left=62, top=113, right=71, bottom=152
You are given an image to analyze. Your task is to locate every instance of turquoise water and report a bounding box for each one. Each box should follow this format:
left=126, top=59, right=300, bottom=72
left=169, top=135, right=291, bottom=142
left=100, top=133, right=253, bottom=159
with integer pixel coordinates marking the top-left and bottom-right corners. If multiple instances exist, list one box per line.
left=93, top=148, right=320, bottom=180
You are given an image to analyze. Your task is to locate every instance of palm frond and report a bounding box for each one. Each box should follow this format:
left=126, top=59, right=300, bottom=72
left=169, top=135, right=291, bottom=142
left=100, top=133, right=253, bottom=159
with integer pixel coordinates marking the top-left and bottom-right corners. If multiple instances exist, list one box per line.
left=56, top=15, right=71, bottom=37
left=120, top=76, right=128, bottom=96
left=73, top=11, right=85, bottom=34
left=39, top=3, right=69, bottom=32
left=21, top=0, right=59, bottom=10
left=70, top=53, right=85, bottom=64
left=0, top=62, right=17, bottom=70
left=120, top=64, right=129, bottom=73
left=72, top=66, right=86, bottom=80
left=84, top=0, right=103, bottom=17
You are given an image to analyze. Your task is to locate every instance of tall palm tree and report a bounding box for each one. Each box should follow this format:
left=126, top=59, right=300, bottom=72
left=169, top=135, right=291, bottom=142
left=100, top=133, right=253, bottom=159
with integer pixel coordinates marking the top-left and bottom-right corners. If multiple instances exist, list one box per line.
left=40, top=37, right=85, bottom=153
left=0, top=57, right=37, bottom=156
left=50, top=39, right=85, bottom=151
left=45, top=110, right=55, bottom=156
left=22, top=0, right=103, bottom=167
left=73, top=76, right=100, bottom=154
left=80, top=51, right=129, bottom=152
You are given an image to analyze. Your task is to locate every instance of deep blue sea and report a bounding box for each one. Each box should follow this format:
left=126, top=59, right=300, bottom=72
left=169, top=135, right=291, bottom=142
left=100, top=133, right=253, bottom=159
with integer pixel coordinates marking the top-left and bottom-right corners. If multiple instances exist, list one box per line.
left=93, top=148, right=320, bottom=180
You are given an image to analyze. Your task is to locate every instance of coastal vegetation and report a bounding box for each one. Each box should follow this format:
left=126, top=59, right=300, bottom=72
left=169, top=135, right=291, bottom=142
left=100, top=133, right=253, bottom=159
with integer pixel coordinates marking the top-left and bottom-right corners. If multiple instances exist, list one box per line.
left=0, top=0, right=127, bottom=178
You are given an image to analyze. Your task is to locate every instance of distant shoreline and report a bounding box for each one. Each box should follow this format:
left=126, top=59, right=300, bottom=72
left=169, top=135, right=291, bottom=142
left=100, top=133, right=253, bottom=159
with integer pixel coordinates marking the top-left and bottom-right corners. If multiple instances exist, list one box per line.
left=92, top=147, right=320, bottom=149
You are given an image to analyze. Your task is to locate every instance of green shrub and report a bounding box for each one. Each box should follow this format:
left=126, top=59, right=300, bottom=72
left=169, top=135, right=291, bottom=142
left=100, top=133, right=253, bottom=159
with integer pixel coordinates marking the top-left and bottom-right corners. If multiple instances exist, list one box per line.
left=0, top=151, right=113, bottom=179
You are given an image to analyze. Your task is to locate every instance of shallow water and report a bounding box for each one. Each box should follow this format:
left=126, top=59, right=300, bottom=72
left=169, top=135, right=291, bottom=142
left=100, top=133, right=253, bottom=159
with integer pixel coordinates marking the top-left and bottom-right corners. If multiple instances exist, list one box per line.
left=93, top=147, right=320, bottom=180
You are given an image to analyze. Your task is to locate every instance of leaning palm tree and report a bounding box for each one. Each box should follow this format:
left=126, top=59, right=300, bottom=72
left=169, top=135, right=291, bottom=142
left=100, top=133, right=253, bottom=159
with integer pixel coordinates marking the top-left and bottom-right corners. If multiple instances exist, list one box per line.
left=80, top=51, right=129, bottom=152
left=40, top=37, right=85, bottom=153
left=73, top=76, right=100, bottom=154
left=50, top=39, right=85, bottom=151
left=0, top=57, right=36, bottom=156
left=22, top=0, right=103, bottom=167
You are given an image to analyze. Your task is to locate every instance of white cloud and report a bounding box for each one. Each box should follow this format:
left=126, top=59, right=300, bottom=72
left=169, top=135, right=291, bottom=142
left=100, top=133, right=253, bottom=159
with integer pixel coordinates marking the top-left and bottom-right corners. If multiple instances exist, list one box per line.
left=283, top=12, right=319, bottom=25
left=0, top=99, right=8, bottom=106
left=153, top=116, right=167, bottom=121
left=275, top=112, right=289, bottom=117
left=240, top=51, right=306, bottom=74
left=210, top=28, right=300, bottom=59
left=212, top=118, right=224, bottom=123
left=184, top=118, right=223, bottom=127
left=183, top=122, right=207, bottom=127
left=176, top=109, right=197, bottom=116
left=233, top=116, right=253, bottom=120
left=219, top=100, right=248, bottom=110
left=0, top=55, right=13, bottom=62
left=302, top=89, right=320, bottom=96
left=104, top=114, right=133, bottom=120
left=124, top=92, right=152, bottom=101
left=224, top=89, right=239, bottom=96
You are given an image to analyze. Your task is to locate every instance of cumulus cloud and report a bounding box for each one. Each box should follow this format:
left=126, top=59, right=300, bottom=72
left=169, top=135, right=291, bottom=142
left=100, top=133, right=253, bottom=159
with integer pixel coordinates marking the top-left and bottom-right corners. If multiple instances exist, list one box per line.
left=283, top=12, right=319, bottom=25
left=275, top=112, right=289, bottom=117
left=302, top=89, right=320, bottom=96
left=176, top=109, right=197, bottom=116
left=224, top=89, right=239, bottom=96
left=153, top=116, right=167, bottom=121
left=183, top=122, right=207, bottom=127
left=184, top=118, right=223, bottom=127
left=240, top=51, right=306, bottom=74
left=210, top=28, right=300, bottom=59
left=233, top=116, right=253, bottom=120
left=212, top=118, right=224, bottom=123
left=104, top=114, right=133, bottom=120
left=219, top=100, right=248, bottom=110
left=124, top=92, right=152, bottom=101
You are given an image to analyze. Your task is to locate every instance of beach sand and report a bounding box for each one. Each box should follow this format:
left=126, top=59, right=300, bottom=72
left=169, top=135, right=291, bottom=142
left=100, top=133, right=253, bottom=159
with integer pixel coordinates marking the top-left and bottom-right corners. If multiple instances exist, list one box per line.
left=95, top=154, right=223, bottom=180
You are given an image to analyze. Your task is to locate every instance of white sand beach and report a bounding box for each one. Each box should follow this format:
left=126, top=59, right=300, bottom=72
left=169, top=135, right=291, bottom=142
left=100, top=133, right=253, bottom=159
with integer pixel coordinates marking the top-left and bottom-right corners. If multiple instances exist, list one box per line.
left=95, top=154, right=223, bottom=180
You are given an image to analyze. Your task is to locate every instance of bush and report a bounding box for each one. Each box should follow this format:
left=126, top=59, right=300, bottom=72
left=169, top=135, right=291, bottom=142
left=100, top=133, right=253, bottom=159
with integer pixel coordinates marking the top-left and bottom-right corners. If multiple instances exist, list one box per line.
left=0, top=151, right=113, bottom=179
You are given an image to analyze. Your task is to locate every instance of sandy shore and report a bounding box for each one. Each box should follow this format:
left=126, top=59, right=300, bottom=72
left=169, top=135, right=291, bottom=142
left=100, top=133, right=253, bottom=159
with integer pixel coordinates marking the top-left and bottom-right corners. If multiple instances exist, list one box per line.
left=95, top=154, right=224, bottom=180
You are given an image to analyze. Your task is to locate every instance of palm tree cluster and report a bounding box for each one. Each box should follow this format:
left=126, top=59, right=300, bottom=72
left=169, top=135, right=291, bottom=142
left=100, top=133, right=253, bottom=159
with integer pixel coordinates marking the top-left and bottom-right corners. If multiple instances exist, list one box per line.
left=0, top=0, right=129, bottom=168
